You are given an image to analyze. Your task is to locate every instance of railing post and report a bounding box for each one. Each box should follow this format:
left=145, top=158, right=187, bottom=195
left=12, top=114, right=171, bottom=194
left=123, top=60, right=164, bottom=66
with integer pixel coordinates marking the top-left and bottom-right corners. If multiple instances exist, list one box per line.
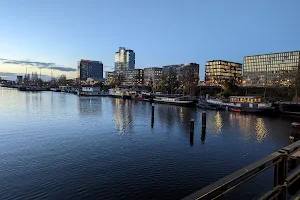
left=273, top=150, right=288, bottom=200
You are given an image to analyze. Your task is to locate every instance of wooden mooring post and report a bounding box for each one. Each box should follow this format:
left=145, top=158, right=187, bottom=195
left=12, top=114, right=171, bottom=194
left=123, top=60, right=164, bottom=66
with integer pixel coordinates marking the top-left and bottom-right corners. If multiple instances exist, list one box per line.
left=202, top=111, right=206, bottom=130
left=290, top=122, right=300, bottom=142
left=190, top=119, right=195, bottom=146
left=151, top=103, right=154, bottom=128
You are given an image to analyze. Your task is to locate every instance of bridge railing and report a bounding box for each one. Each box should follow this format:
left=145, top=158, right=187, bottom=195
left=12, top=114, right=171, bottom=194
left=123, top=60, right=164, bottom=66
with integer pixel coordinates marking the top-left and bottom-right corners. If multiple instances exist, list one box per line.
left=182, top=140, right=300, bottom=200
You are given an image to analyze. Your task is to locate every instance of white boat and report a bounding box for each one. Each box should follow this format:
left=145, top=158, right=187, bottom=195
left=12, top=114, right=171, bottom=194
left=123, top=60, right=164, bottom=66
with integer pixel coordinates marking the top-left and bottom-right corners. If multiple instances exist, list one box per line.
left=153, top=96, right=195, bottom=106
left=108, top=88, right=136, bottom=99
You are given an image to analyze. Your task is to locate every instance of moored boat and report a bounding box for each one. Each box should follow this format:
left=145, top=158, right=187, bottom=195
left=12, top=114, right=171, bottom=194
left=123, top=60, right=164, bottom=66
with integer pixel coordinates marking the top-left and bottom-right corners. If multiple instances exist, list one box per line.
left=108, top=88, right=135, bottom=99
left=197, top=99, right=226, bottom=110
left=228, top=96, right=274, bottom=114
left=153, top=96, right=195, bottom=106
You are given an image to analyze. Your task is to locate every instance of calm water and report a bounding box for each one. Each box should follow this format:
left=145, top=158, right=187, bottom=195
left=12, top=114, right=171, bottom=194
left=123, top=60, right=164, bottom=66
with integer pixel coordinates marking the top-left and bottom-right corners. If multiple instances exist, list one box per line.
left=0, top=87, right=296, bottom=199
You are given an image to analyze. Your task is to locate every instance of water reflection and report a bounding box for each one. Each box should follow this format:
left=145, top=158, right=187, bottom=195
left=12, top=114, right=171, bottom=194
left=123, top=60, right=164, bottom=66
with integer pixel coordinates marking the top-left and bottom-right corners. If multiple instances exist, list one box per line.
left=229, top=113, right=269, bottom=142
left=77, top=97, right=102, bottom=116
left=214, top=112, right=223, bottom=134
left=111, top=98, right=133, bottom=134
left=255, top=118, right=268, bottom=143
left=157, top=105, right=194, bottom=129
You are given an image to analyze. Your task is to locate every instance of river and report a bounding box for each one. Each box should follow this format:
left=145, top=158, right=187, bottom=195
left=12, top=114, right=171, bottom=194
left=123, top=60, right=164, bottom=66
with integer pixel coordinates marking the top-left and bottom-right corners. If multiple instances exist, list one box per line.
left=0, top=87, right=296, bottom=199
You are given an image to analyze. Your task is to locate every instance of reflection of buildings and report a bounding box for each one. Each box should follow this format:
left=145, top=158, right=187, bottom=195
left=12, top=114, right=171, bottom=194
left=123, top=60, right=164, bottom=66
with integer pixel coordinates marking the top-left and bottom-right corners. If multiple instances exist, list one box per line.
left=214, top=112, right=223, bottom=134
left=229, top=113, right=268, bottom=142
left=78, top=98, right=102, bottom=116
left=255, top=118, right=267, bottom=143
left=111, top=98, right=133, bottom=134
left=157, top=105, right=194, bottom=130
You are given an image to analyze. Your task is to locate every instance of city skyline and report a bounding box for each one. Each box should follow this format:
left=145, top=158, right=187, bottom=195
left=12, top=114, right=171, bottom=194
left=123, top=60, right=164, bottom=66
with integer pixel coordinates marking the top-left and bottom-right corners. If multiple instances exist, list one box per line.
left=1, top=0, right=300, bottom=80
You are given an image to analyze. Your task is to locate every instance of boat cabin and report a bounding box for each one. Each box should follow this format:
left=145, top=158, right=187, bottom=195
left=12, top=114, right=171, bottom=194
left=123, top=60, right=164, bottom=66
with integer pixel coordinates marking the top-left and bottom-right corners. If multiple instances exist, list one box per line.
left=229, top=96, right=262, bottom=104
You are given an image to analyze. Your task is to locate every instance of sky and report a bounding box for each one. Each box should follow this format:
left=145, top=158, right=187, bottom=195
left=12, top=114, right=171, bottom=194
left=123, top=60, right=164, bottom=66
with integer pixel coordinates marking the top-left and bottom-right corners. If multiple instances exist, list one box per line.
left=0, top=0, right=300, bottom=80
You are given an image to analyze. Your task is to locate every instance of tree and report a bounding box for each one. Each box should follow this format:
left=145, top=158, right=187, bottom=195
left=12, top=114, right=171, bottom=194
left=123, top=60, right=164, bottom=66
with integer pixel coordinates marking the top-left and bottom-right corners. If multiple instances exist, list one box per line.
left=93, top=82, right=104, bottom=90
left=110, top=73, right=124, bottom=87
left=179, top=67, right=199, bottom=96
left=166, top=67, right=179, bottom=94
left=58, top=74, right=67, bottom=86
left=157, top=74, right=167, bottom=93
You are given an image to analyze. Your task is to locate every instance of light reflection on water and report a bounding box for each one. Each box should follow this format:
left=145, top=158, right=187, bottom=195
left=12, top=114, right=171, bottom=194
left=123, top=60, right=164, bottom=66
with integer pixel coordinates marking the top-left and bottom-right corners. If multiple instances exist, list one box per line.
left=0, top=88, right=296, bottom=200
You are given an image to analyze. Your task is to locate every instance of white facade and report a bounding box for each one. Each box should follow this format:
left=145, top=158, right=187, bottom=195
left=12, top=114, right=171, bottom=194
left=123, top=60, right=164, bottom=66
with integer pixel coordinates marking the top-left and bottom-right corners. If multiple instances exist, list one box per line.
left=82, top=87, right=101, bottom=92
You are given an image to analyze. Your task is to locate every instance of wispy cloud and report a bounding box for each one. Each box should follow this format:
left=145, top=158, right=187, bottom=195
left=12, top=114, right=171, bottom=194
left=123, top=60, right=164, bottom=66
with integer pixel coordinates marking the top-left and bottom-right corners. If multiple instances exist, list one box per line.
left=0, top=58, right=77, bottom=72
left=0, top=72, right=51, bottom=81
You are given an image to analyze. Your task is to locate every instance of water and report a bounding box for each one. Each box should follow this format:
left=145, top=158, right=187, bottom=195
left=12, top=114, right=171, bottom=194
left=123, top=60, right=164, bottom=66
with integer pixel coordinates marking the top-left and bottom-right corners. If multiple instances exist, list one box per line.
left=0, top=87, right=295, bottom=199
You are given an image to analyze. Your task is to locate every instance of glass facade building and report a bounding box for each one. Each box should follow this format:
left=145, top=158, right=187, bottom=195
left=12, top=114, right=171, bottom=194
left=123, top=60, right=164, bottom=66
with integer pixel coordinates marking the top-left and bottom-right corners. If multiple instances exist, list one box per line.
left=205, top=60, right=242, bottom=85
left=78, top=59, right=103, bottom=81
left=114, top=47, right=135, bottom=71
left=144, top=67, right=163, bottom=85
left=105, top=71, right=114, bottom=84
left=116, top=69, right=144, bottom=85
left=243, top=51, right=300, bottom=86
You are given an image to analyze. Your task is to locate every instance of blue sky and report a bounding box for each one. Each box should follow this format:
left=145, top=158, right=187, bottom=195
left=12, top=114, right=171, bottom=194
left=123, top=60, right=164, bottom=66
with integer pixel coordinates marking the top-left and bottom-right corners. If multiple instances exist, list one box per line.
left=0, top=0, right=300, bottom=80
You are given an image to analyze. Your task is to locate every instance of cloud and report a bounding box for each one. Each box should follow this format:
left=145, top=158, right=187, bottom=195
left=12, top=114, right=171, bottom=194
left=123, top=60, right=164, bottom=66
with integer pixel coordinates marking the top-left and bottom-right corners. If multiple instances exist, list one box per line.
left=0, top=58, right=77, bottom=72
left=0, top=72, right=51, bottom=81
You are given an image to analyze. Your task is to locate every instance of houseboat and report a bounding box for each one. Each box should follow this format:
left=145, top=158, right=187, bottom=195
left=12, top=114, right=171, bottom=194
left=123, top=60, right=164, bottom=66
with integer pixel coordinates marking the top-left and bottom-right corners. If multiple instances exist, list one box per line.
left=228, top=96, right=274, bottom=113
left=108, top=88, right=135, bottom=99
left=50, top=88, right=61, bottom=92
left=59, top=86, right=74, bottom=93
left=78, top=86, right=109, bottom=96
left=153, top=96, right=195, bottom=106
left=197, top=99, right=226, bottom=110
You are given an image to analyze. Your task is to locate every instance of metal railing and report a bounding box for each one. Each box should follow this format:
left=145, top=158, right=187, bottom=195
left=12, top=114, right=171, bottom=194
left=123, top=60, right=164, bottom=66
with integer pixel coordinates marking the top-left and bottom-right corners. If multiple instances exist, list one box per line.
left=182, top=140, right=300, bottom=200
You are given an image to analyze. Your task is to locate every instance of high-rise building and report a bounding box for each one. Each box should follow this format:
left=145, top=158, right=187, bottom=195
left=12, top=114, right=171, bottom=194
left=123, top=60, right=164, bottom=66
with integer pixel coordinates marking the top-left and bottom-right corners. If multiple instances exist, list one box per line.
left=144, top=67, right=163, bottom=85
left=78, top=59, right=103, bottom=81
left=114, top=47, right=135, bottom=71
left=16, top=76, right=23, bottom=84
left=205, top=60, right=242, bottom=85
left=243, top=51, right=300, bottom=86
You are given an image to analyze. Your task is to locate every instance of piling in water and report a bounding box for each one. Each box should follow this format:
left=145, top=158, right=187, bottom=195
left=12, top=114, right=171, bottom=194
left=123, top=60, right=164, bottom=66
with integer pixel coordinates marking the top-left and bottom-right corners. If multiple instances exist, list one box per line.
left=151, top=103, right=154, bottom=118
left=190, top=119, right=194, bottom=133
left=202, top=111, right=206, bottom=130
left=291, top=122, right=300, bottom=142
left=190, top=131, right=194, bottom=146
left=151, top=103, right=154, bottom=128
left=201, top=129, right=206, bottom=143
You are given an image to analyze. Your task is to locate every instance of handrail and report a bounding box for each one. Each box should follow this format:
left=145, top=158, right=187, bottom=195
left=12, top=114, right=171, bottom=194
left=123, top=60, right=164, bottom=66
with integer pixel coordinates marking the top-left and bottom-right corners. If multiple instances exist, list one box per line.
left=182, top=152, right=282, bottom=200
left=182, top=140, right=300, bottom=200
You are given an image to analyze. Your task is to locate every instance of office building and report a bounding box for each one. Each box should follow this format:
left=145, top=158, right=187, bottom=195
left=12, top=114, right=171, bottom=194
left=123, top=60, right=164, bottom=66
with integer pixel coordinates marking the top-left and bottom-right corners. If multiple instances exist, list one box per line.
left=144, top=67, right=163, bottom=85
left=105, top=71, right=114, bottom=84
left=205, top=60, right=242, bottom=85
left=114, top=47, right=135, bottom=71
left=135, top=69, right=144, bottom=85
left=78, top=59, right=103, bottom=81
left=162, top=63, right=200, bottom=84
left=117, top=69, right=143, bottom=85
left=243, top=51, right=300, bottom=86
left=16, top=76, right=23, bottom=84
